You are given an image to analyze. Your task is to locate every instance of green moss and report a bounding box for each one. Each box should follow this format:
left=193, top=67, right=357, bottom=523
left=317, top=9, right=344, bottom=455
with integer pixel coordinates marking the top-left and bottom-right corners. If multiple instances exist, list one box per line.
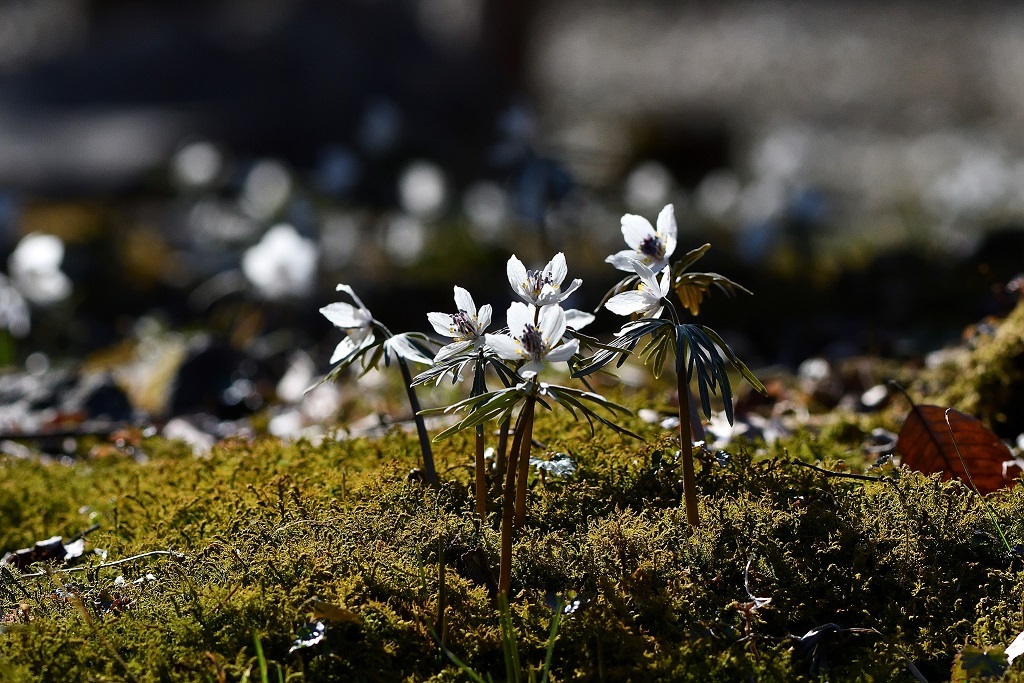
left=937, top=297, right=1024, bottom=435
left=0, top=395, right=1022, bottom=681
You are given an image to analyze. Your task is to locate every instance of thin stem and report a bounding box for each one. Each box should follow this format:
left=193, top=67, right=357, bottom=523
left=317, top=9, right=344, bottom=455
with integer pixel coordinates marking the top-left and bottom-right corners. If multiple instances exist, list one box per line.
left=678, top=364, right=700, bottom=527
left=665, top=291, right=706, bottom=443
left=495, top=415, right=511, bottom=484
left=687, top=386, right=707, bottom=443
left=475, top=425, right=486, bottom=518
left=945, top=409, right=1013, bottom=553
left=514, top=395, right=538, bottom=530
left=398, top=357, right=438, bottom=486
left=499, top=406, right=530, bottom=596
left=473, top=353, right=488, bottom=518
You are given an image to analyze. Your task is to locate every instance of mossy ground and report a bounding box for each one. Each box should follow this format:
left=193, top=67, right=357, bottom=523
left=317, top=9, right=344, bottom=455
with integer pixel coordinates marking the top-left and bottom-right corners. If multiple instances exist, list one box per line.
left=1, top=383, right=1023, bottom=682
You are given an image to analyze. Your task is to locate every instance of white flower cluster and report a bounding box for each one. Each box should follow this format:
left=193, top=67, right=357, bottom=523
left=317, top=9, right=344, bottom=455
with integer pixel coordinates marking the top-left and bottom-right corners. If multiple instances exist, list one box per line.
left=318, top=203, right=678, bottom=383
left=430, top=251, right=592, bottom=379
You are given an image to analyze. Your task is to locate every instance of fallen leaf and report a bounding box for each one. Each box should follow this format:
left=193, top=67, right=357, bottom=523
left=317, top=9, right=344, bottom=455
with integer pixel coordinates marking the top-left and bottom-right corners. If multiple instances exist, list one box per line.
left=1, top=536, right=82, bottom=571
left=896, top=405, right=1020, bottom=494
left=951, top=645, right=1008, bottom=682
left=308, top=599, right=361, bottom=624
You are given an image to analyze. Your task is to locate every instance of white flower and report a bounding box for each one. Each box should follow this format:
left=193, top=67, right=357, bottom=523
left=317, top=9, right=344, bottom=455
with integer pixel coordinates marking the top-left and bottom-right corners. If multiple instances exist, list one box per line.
left=242, top=224, right=318, bottom=300
left=506, top=252, right=582, bottom=306
left=9, top=232, right=72, bottom=306
left=427, top=286, right=492, bottom=361
left=320, top=284, right=375, bottom=363
left=485, top=302, right=579, bottom=377
left=605, top=259, right=670, bottom=319
left=605, top=204, right=677, bottom=274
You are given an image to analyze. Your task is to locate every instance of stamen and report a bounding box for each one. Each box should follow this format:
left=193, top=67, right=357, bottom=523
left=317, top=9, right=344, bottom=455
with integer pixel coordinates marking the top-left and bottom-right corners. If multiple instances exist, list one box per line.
left=520, top=324, right=545, bottom=357
left=525, top=269, right=555, bottom=297
left=452, top=310, right=477, bottom=338
left=639, top=235, right=664, bottom=259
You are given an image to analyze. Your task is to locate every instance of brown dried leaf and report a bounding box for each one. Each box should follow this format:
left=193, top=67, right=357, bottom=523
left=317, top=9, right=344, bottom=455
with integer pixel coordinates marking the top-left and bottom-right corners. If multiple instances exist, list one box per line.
left=896, top=405, right=1020, bottom=494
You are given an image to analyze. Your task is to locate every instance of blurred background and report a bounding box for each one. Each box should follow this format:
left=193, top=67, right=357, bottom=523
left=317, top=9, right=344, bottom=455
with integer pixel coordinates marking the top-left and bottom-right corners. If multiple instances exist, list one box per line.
left=2, top=0, right=1024, bottom=430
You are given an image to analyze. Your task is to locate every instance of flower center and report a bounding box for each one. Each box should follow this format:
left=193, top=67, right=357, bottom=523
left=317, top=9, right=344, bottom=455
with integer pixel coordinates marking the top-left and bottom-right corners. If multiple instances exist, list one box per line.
left=452, top=310, right=478, bottom=339
left=525, top=269, right=557, bottom=297
left=639, top=235, right=664, bottom=259
left=520, top=324, right=546, bottom=357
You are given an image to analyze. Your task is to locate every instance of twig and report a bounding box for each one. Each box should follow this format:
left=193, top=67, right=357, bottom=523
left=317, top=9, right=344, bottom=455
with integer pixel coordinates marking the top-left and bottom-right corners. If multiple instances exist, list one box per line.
left=18, top=550, right=185, bottom=579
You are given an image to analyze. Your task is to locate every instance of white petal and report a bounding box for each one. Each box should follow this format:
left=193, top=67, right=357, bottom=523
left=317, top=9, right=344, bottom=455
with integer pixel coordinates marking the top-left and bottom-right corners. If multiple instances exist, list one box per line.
left=538, top=304, right=566, bottom=345
left=476, top=304, right=492, bottom=332
left=630, top=259, right=662, bottom=294
left=606, top=250, right=641, bottom=272
left=656, top=204, right=677, bottom=257
left=330, top=337, right=358, bottom=364
left=435, top=340, right=473, bottom=362
left=348, top=327, right=375, bottom=349
left=559, top=278, right=582, bottom=300
left=658, top=268, right=672, bottom=297
left=320, top=302, right=369, bottom=329
left=334, top=284, right=370, bottom=312
left=564, top=309, right=594, bottom=330
left=453, top=286, right=476, bottom=316
left=647, top=256, right=670, bottom=274
left=605, top=291, right=648, bottom=316
left=620, top=214, right=655, bottom=250
left=485, top=333, right=521, bottom=360
left=385, top=334, right=434, bottom=366
left=507, top=255, right=527, bottom=290
left=544, top=252, right=568, bottom=286
left=545, top=338, right=579, bottom=363
left=427, top=311, right=458, bottom=337
left=505, top=301, right=533, bottom=338
left=520, top=360, right=544, bottom=377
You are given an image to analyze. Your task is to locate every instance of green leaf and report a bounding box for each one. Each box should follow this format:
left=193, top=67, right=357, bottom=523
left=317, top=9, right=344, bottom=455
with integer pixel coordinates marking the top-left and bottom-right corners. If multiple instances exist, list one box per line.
left=700, top=326, right=767, bottom=394
left=430, top=387, right=527, bottom=440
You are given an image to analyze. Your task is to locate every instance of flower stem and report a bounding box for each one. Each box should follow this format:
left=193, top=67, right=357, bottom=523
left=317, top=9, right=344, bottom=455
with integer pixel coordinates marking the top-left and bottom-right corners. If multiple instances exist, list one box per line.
left=678, top=363, right=700, bottom=527
left=514, top=395, right=537, bottom=531
left=475, top=425, right=486, bottom=518
left=495, top=415, right=510, bottom=483
left=398, top=357, right=438, bottom=486
left=499, top=404, right=531, bottom=596
left=666, top=291, right=706, bottom=444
